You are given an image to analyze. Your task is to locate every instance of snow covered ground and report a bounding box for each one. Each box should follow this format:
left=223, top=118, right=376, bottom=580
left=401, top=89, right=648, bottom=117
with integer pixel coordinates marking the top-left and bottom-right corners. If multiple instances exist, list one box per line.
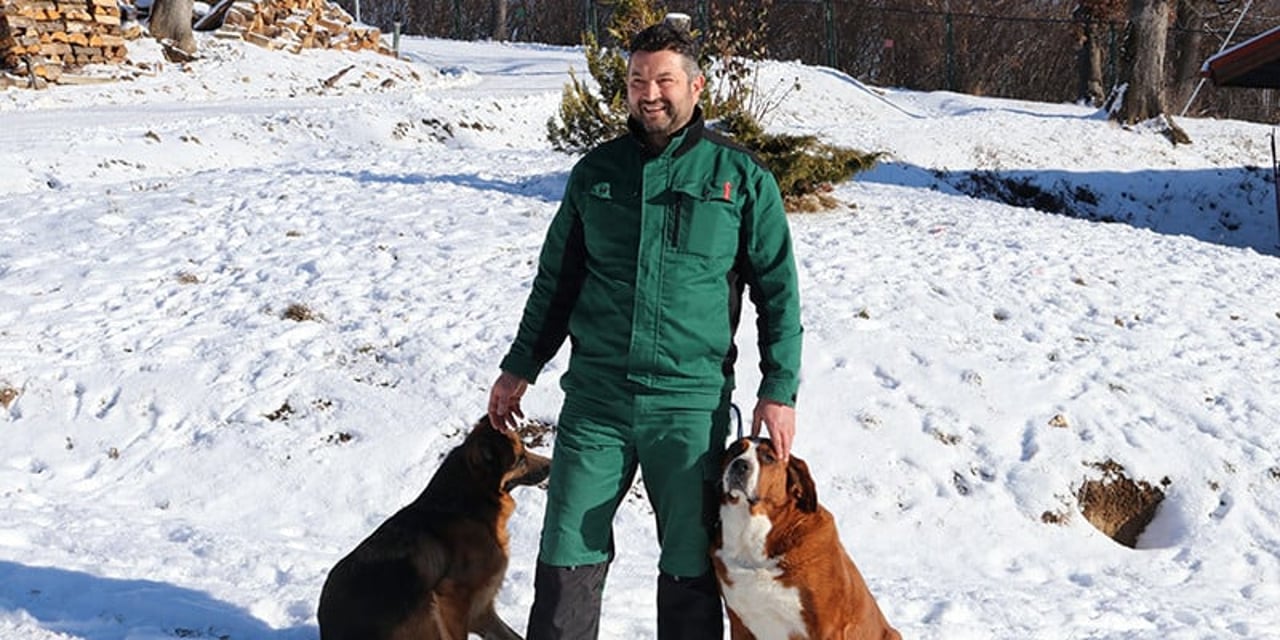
left=2, top=32, right=1279, bottom=639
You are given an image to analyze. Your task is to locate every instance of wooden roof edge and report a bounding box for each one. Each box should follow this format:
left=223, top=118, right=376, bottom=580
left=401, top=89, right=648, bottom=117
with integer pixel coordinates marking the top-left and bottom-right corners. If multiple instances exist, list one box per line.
left=1203, top=25, right=1280, bottom=79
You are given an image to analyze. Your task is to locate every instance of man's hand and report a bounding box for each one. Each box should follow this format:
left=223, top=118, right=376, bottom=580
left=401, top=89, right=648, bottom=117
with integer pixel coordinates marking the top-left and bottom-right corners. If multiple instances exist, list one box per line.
left=751, top=398, right=796, bottom=460
left=487, top=371, right=528, bottom=432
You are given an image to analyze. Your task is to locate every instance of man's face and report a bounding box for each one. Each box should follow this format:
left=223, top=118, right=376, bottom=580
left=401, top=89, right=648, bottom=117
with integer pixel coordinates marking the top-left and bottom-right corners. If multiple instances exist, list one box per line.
left=626, top=49, right=705, bottom=139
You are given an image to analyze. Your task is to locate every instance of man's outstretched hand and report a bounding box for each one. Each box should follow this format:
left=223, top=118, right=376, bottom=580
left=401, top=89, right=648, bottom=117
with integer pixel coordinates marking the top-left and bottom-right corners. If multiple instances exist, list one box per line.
left=751, top=398, right=795, bottom=460
left=487, top=371, right=528, bottom=432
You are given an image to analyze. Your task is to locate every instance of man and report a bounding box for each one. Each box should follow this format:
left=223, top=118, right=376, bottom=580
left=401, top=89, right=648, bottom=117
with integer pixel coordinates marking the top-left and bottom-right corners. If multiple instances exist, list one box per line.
left=487, top=19, right=802, bottom=640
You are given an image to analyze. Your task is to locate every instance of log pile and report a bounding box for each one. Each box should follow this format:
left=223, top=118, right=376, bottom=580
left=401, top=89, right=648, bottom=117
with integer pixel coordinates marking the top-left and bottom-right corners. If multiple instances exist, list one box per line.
left=0, top=0, right=128, bottom=81
left=214, top=0, right=388, bottom=55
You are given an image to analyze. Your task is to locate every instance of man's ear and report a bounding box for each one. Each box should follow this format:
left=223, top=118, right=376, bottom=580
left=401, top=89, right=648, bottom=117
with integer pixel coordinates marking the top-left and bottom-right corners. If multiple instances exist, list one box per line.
left=786, top=456, right=818, bottom=513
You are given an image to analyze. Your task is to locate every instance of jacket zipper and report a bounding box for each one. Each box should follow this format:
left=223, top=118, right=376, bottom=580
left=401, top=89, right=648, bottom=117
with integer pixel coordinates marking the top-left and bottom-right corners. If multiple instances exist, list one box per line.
left=670, top=193, right=683, bottom=247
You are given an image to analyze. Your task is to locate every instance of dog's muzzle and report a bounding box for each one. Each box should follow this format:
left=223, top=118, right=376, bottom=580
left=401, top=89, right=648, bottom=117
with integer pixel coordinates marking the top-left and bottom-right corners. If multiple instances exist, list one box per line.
left=724, top=456, right=757, bottom=503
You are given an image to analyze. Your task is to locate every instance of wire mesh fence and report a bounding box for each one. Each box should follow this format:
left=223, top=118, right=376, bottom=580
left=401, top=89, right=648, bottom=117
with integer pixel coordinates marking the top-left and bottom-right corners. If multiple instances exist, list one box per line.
left=330, top=0, right=1279, bottom=123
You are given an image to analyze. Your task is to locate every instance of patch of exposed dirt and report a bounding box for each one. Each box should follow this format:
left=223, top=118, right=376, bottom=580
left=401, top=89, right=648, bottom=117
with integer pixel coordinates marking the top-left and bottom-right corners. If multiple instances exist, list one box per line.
left=1076, top=459, right=1168, bottom=548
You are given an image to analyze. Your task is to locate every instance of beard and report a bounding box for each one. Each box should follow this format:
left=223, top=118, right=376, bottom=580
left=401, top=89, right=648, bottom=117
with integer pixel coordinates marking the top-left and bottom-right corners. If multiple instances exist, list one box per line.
left=633, top=99, right=678, bottom=133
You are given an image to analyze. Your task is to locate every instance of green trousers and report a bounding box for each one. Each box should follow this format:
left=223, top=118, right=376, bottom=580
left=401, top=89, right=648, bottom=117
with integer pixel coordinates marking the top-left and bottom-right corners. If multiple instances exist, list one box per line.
left=538, top=389, right=730, bottom=577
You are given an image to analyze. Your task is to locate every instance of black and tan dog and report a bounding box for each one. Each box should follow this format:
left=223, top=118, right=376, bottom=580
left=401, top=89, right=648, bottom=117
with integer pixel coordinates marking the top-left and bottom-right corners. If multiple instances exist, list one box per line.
left=318, top=417, right=551, bottom=640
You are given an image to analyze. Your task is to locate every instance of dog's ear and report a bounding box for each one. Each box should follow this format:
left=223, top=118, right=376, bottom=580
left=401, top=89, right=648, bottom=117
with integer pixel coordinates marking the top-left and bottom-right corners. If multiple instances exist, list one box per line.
left=465, top=422, right=499, bottom=471
left=786, top=456, right=818, bottom=513
left=466, top=422, right=516, bottom=478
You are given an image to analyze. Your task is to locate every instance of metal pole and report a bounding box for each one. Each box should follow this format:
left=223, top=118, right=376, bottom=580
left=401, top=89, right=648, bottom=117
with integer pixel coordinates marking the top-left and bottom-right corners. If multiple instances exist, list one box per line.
left=1272, top=128, right=1280, bottom=249
left=393, top=20, right=401, bottom=56
left=354, top=0, right=360, bottom=23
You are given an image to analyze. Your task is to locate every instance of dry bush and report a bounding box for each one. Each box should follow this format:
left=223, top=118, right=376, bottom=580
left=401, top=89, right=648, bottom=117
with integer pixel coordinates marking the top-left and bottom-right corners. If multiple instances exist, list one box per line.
left=282, top=303, right=321, bottom=322
left=517, top=417, right=556, bottom=448
left=265, top=401, right=295, bottom=422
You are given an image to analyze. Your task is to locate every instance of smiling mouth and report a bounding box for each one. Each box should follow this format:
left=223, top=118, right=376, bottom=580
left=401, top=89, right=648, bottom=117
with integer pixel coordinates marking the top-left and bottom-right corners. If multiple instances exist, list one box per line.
left=639, top=102, right=668, bottom=117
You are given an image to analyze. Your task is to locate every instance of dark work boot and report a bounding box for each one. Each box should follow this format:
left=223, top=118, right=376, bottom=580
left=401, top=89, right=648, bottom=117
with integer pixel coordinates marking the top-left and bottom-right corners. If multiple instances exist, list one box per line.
left=526, top=561, right=609, bottom=640
left=656, top=570, right=724, bottom=640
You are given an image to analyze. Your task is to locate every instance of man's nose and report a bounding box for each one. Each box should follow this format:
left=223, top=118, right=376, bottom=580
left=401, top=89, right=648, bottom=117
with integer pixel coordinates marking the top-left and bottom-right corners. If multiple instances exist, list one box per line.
left=636, top=81, right=659, bottom=100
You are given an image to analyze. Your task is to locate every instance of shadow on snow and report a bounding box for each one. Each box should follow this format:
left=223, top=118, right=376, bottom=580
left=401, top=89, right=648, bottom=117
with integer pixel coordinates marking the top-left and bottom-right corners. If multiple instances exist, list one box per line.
left=860, top=161, right=1280, bottom=256
left=0, top=561, right=315, bottom=640
left=340, top=169, right=568, bottom=203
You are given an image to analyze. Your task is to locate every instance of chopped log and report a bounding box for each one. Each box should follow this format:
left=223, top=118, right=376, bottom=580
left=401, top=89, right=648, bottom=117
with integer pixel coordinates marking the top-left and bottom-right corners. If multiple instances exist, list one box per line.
left=38, top=40, right=69, bottom=55
left=2, top=0, right=382, bottom=83
left=241, top=29, right=271, bottom=48
left=209, top=0, right=386, bottom=55
left=321, top=62, right=351, bottom=87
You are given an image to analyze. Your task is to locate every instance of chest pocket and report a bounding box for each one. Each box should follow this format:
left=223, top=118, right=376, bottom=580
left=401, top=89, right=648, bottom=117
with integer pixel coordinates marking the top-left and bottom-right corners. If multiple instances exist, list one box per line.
left=582, top=183, right=641, bottom=263
left=670, top=183, right=740, bottom=258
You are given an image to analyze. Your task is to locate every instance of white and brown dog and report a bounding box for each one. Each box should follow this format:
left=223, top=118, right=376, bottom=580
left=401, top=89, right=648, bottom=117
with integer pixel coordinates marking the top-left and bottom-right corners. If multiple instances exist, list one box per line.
left=712, top=437, right=901, bottom=640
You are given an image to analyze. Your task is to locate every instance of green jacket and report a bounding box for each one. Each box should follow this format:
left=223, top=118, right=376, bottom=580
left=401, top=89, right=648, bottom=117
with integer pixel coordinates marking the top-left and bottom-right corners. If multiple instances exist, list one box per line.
left=501, top=110, right=803, bottom=406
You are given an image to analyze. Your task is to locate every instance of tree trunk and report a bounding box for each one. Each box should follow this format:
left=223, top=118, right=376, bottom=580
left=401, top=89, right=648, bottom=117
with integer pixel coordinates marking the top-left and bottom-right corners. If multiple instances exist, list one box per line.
left=1109, top=0, right=1172, bottom=124
left=1170, top=0, right=1203, bottom=110
left=1075, top=1, right=1126, bottom=107
left=150, top=0, right=196, bottom=55
left=492, top=0, right=508, bottom=40
left=1077, top=20, right=1107, bottom=106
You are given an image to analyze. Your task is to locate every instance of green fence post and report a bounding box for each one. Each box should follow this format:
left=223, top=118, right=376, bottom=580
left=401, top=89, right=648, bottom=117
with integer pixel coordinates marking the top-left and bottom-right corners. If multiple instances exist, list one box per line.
left=824, top=0, right=836, bottom=68
left=945, top=11, right=956, bottom=91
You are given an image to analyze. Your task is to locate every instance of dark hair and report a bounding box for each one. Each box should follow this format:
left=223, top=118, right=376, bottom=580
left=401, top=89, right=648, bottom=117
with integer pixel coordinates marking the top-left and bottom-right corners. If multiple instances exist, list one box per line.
left=628, top=21, right=701, bottom=77
left=629, top=21, right=698, bottom=57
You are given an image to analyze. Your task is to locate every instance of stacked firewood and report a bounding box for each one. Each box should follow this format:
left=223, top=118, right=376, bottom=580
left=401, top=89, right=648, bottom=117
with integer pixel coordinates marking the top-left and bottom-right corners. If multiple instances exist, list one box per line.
left=213, top=0, right=387, bottom=55
left=0, top=0, right=128, bottom=80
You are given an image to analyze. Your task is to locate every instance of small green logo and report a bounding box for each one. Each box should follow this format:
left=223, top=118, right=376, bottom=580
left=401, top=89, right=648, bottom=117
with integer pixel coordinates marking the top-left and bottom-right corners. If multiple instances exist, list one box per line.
left=590, top=182, right=612, bottom=199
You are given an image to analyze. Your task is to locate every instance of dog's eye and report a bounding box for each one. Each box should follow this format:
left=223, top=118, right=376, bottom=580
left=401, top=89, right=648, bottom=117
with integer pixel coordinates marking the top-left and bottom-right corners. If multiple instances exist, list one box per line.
left=726, top=440, right=748, bottom=458
left=759, top=450, right=776, bottom=464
